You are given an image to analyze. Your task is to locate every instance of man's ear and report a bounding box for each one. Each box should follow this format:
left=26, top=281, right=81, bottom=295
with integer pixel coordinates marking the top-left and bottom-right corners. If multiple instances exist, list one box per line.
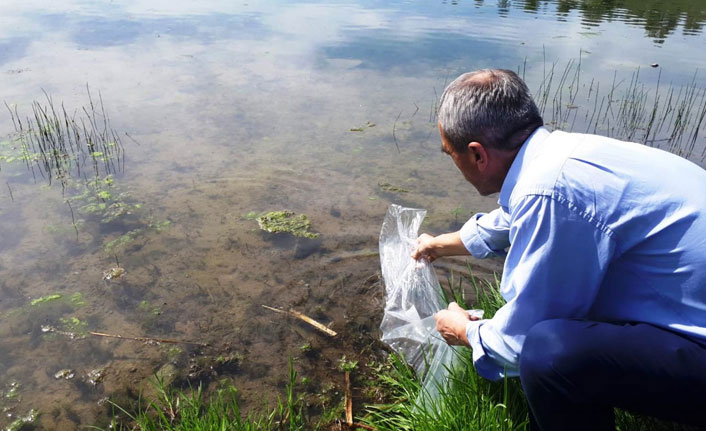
left=467, top=141, right=489, bottom=171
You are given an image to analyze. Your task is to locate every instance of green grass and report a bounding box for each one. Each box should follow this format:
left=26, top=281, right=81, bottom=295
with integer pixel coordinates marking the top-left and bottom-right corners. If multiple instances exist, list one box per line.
left=102, top=359, right=303, bottom=431
left=362, top=270, right=528, bottom=431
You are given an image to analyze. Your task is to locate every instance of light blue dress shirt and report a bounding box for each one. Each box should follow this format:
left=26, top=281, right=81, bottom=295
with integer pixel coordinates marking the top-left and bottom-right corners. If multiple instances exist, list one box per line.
left=459, top=127, right=706, bottom=381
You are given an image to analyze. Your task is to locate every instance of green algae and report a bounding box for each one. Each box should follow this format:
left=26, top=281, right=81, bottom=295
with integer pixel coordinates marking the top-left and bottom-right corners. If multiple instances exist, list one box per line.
left=4, top=381, right=20, bottom=400
left=104, top=230, right=140, bottom=253
left=378, top=182, right=409, bottom=193
left=149, top=219, right=171, bottom=233
left=28, top=292, right=85, bottom=308
left=103, top=218, right=170, bottom=253
left=349, top=121, right=376, bottom=132
left=30, top=294, right=62, bottom=306
left=68, top=175, right=142, bottom=224
left=256, top=210, right=319, bottom=239
left=69, top=292, right=85, bottom=307
left=5, top=409, right=38, bottom=431
left=59, top=316, right=88, bottom=336
left=337, top=355, right=358, bottom=372
left=138, top=300, right=162, bottom=316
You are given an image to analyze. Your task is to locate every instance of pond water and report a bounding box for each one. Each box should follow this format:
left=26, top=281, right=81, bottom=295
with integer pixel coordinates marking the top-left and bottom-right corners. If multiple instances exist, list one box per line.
left=1, top=0, right=706, bottom=428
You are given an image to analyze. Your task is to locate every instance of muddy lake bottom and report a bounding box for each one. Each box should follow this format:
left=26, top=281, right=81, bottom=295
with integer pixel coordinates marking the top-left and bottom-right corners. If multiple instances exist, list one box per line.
left=0, top=226, right=495, bottom=429
left=0, top=160, right=501, bottom=429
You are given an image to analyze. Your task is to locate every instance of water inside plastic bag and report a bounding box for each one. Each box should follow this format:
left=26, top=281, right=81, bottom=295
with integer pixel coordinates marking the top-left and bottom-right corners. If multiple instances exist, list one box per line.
left=379, top=204, right=483, bottom=406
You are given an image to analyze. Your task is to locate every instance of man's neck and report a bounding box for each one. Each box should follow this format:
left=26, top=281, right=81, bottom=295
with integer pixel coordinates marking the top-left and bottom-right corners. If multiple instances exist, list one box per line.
left=485, top=146, right=522, bottom=194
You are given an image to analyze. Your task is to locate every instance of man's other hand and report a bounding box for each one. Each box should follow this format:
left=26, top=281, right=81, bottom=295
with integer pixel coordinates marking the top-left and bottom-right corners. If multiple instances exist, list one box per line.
left=435, top=302, right=479, bottom=347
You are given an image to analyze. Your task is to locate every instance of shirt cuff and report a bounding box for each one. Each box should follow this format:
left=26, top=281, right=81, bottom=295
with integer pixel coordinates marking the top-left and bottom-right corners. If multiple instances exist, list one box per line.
left=459, top=214, right=498, bottom=259
left=466, top=319, right=506, bottom=381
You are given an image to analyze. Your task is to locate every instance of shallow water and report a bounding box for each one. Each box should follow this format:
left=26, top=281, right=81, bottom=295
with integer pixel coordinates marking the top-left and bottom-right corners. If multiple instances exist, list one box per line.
left=1, top=0, right=706, bottom=428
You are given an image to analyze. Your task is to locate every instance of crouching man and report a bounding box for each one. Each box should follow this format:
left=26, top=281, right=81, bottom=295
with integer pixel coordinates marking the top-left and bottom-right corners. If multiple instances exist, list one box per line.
left=412, top=69, right=706, bottom=430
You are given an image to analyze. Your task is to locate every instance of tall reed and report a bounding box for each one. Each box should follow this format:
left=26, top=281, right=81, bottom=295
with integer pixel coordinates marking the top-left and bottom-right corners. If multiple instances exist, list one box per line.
left=532, top=57, right=706, bottom=162
left=4, top=86, right=124, bottom=188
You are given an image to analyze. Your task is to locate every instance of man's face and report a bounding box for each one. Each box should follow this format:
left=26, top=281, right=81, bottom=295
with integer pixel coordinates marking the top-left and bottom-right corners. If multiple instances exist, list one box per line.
left=439, top=124, right=491, bottom=195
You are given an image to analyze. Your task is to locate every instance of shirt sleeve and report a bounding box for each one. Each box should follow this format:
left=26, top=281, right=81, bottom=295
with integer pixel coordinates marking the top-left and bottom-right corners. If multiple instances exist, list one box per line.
left=468, top=194, right=617, bottom=381
left=459, top=208, right=512, bottom=258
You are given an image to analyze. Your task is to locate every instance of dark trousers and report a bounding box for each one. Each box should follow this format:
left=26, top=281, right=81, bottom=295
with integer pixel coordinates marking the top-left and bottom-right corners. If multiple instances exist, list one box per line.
left=519, top=319, right=706, bottom=431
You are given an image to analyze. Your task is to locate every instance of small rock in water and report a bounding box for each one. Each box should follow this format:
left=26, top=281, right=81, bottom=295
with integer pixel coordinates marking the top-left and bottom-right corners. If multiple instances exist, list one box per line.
left=54, top=369, right=75, bottom=380
left=87, top=368, right=106, bottom=386
left=103, top=266, right=125, bottom=281
left=651, top=63, right=659, bottom=68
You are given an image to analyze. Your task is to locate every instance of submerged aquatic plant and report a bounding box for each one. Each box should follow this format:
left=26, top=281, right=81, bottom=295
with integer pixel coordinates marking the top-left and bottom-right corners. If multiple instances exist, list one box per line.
left=30, top=294, right=62, bottom=306
left=28, top=292, right=85, bottom=308
left=256, top=210, right=319, bottom=239
left=3, top=86, right=124, bottom=186
left=66, top=175, right=142, bottom=224
left=378, top=182, right=409, bottom=193
left=338, top=355, right=359, bottom=373
left=69, top=292, right=85, bottom=306
left=349, top=121, right=376, bottom=132
left=5, top=409, right=38, bottom=431
left=59, top=316, right=88, bottom=336
left=4, top=381, right=21, bottom=401
left=3, top=90, right=171, bottom=258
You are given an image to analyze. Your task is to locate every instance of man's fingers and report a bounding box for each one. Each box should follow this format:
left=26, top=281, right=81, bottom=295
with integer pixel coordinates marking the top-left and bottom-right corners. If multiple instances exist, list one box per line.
left=412, top=233, right=435, bottom=261
left=448, top=302, right=466, bottom=313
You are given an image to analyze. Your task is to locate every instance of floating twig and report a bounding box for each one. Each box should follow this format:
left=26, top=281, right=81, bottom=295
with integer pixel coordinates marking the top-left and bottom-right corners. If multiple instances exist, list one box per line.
left=6, top=182, right=13, bottom=202
left=89, top=331, right=210, bottom=347
left=261, top=305, right=337, bottom=337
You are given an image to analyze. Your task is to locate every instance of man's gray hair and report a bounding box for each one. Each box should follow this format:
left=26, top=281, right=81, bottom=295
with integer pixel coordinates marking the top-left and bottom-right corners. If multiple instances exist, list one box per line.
left=438, top=69, right=544, bottom=152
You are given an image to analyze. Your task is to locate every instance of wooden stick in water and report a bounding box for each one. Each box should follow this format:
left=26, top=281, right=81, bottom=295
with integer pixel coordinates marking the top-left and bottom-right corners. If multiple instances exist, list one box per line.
left=89, top=331, right=210, bottom=347
left=261, top=305, right=337, bottom=337
left=345, top=371, right=353, bottom=426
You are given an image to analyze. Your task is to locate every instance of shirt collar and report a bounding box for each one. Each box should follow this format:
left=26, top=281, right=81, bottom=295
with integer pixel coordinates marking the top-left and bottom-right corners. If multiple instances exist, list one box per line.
left=498, top=126, right=551, bottom=209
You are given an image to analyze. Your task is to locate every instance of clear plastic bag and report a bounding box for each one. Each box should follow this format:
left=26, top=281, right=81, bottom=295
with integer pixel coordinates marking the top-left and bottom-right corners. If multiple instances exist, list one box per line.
left=379, top=204, right=483, bottom=405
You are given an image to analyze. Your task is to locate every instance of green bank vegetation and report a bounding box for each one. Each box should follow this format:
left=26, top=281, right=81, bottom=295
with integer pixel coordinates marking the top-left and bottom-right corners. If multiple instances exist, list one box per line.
left=103, top=359, right=306, bottom=431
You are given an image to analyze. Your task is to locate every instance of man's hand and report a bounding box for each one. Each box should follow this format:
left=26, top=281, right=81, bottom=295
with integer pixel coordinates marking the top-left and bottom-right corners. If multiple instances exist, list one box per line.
left=411, top=231, right=470, bottom=262
left=412, top=233, right=440, bottom=262
left=435, top=302, right=480, bottom=347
